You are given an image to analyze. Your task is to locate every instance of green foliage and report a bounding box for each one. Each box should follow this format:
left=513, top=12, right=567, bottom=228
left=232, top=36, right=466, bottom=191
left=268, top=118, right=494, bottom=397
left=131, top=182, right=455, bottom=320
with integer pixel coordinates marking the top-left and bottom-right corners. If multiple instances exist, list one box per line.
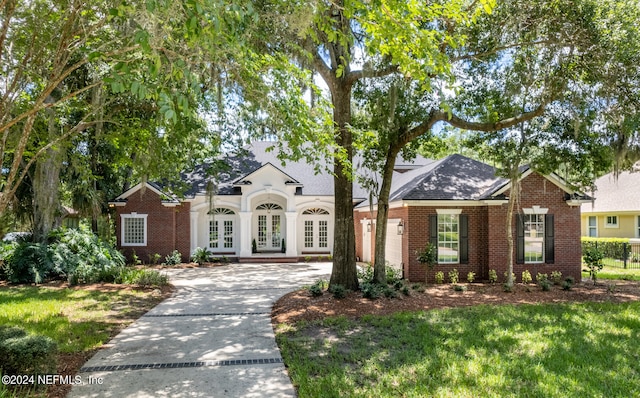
left=309, top=279, right=327, bottom=297
left=329, top=284, right=347, bottom=299
left=163, top=250, right=182, bottom=266
left=540, top=280, right=552, bottom=291
left=148, top=253, right=161, bottom=265
left=131, top=250, right=142, bottom=265
left=434, top=271, right=445, bottom=284
left=503, top=283, right=513, bottom=292
left=467, top=272, right=476, bottom=283
left=252, top=239, right=257, bottom=254
left=361, top=282, right=382, bottom=300
left=581, top=238, right=630, bottom=261
left=401, top=286, right=410, bottom=296
left=119, top=269, right=168, bottom=288
left=385, top=266, right=402, bottom=285
left=416, top=243, right=437, bottom=268
left=583, top=246, right=605, bottom=285
left=0, top=226, right=125, bottom=284
left=536, top=273, right=549, bottom=283
left=304, top=256, right=312, bottom=263
left=0, top=326, right=57, bottom=375
left=191, top=247, right=211, bottom=266
left=383, top=286, right=397, bottom=298
left=453, top=284, right=467, bottom=292
left=522, top=270, right=533, bottom=284
left=550, top=271, right=563, bottom=285
left=563, top=277, right=574, bottom=291
left=448, top=269, right=459, bottom=284
left=504, top=271, right=516, bottom=283
left=488, top=269, right=498, bottom=284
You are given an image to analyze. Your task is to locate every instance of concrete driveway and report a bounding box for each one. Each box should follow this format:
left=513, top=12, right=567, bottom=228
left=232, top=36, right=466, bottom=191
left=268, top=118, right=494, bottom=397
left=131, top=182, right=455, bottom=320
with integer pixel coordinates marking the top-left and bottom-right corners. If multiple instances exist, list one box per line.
left=68, top=262, right=332, bottom=398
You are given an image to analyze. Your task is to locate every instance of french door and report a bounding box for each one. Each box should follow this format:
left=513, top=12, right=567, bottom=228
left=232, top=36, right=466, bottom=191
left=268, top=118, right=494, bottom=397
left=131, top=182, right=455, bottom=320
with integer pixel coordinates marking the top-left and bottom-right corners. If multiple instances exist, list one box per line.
left=257, top=213, right=282, bottom=251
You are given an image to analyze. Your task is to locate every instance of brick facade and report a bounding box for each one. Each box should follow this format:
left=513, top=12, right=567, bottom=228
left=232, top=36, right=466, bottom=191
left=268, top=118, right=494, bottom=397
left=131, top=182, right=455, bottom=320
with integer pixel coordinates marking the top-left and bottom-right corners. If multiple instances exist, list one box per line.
left=114, top=188, right=191, bottom=263
left=355, top=172, right=582, bottom=283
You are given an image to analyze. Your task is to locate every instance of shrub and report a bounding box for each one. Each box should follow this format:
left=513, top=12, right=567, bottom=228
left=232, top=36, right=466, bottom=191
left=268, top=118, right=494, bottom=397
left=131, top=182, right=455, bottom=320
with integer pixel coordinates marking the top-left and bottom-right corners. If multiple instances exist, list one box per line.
left=434, top=271, right=444, bottom=284
left=1, top=242, right=51, bottom=284
left=453, top=284, right=467, bottom=292
left=488, top=269, right=498, bottom=284
left=118, top=268, right=168, bottom=287
left=467, top=272, right=475, bottom=283
left=536, top=273, right=549, bottom=283
left=329, top=284, right=347, bottom=299
left=148, top=253, right=162, bottom=265
left=401, top=286, right=410, bottom=296
left=304, top=256, right=312, bottom=263
left=357, top=264, right=373, bottom=282
left=361, top=282, right=382, bottom=300
left=383, top=286, right=397, bottom=298
left=385, top=265, right=402, bottom=285
left=503, top=283, right=513, bottom=292
left=562, top=276, right=575, bottom=291
left=581, top=237, right=629, bottom=261
left=448, top=269, right=459, bottom=284
left=583, top=246, right=604, bottom=285
left=309, top=280, right=326, bottom=297
left=411, top=283, right=422, bottom=290
left=540, top=280, right=552, bottom=291
left=0, top=327, right=57, bottom=375
left=416, top=243, right=437, bottom=268
left=522, top=270, right=533, bottom=284
left=191, top=247, right=210, bottom=266
left=550, top=271, right=563, bottom=285
left=131, top=249, right=142, bottom=265
left=163, top=250, right=182, bottom=266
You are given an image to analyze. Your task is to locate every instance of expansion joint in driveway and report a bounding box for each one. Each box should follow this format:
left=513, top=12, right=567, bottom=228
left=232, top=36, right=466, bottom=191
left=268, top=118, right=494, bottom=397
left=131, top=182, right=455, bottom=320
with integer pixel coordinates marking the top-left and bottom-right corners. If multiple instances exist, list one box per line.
left=143, top=312, right=270, bottom=317
left=80, top=358, right=284, bottom=373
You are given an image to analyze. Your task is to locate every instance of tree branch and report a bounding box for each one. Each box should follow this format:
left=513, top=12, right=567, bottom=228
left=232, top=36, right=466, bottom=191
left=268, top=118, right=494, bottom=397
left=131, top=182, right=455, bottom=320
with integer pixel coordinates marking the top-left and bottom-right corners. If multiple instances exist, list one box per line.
left=311, top=46, right=334, bottom=88
left=347, top=64, right=399, bottom=85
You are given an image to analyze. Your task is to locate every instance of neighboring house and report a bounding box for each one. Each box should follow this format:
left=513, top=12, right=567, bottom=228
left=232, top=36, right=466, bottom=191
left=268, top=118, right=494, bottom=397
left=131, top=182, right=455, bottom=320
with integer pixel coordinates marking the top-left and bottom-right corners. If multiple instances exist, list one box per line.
left=110, top=142, right=588, bottom=282
left=580, top=171, right=640, bottom=238
left=354, top=154, right=589, bottom=282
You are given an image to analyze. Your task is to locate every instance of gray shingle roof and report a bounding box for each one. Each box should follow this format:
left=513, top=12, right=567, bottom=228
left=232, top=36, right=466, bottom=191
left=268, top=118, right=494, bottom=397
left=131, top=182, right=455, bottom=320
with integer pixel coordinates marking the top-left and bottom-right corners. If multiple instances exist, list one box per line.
left=179, top=141, right=433, bottom=199
left=581, top=171, right=640, bottom=213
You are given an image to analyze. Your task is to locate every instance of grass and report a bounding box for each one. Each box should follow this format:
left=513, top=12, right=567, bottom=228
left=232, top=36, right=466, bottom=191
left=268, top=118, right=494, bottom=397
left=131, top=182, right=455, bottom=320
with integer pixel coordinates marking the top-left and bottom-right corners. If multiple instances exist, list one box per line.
left=276, top=302, right=640, bottom=397
left=0, top=286, right=164, bottom=353
left=581, top=265, right=640, bottom=281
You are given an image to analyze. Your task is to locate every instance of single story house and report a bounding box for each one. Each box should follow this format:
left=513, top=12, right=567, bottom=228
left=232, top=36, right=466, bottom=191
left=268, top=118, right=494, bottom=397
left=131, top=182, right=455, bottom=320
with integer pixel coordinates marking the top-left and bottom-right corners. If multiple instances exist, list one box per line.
left=110, top=142, right=588, bottom=282
left=581, top=171, right=640, bottom=238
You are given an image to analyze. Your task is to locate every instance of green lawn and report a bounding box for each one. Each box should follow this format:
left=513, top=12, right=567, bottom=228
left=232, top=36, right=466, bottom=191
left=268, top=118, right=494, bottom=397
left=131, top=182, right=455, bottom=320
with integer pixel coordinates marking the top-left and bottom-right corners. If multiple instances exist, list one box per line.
left=0, top=286, right=165, bottom=353
left=582, top=265, right=640, bottom=281
left=276, top=302, right=640, bottom=397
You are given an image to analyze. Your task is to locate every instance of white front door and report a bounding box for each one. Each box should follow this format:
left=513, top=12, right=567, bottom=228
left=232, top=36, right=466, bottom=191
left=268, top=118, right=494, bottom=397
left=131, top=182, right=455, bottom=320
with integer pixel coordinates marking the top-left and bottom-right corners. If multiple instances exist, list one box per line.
left=257, top=213, right=283, bottom=251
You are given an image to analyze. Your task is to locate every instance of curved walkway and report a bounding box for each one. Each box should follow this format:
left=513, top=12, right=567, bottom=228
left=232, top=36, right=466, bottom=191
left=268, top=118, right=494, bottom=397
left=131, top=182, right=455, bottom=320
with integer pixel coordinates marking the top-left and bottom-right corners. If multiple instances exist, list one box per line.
left=68, top=262, right=332, bottom=398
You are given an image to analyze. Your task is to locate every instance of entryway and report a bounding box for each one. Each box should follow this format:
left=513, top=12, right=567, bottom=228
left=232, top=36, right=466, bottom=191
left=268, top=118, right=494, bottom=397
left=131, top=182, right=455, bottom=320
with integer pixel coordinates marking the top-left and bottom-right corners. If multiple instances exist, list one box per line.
left=255, top=203, right=285, bottom=252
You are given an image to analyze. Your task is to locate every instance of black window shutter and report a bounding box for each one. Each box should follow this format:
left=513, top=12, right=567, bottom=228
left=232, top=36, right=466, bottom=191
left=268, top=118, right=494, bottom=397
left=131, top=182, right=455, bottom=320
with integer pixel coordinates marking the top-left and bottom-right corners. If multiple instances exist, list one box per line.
left=429, top=215, right=438, bottom=256
left=516, top=214, right=525, bottom=264
left=459, top=214, right=469, bottom=264
left=545, top=214, right=555, bottom=264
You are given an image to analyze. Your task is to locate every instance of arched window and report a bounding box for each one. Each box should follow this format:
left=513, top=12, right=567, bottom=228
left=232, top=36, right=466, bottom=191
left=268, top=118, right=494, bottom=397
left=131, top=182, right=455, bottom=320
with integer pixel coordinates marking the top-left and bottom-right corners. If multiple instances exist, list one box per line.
left=208, top=208, right=236, bottom=215
left=302, top=208, right=329, bottom=215
left=256, top=203, right=283, bottom=211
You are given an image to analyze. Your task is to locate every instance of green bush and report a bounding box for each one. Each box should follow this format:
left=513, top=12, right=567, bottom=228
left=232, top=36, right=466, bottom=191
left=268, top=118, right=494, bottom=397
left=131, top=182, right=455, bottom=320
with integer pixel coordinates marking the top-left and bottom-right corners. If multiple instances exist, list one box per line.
left=540, top=279, right=552, bottom=291
left=550, top=271, right=563, bottom=285
left=467, top=272, right=476, bottom=283
left=583, top=246, right=604, bottom=285
left=386, top=266, right=402, bottom=285
left=329, top=284, right=347, bottom=299
left=361, top=282, right=382, bottom=300
left=163, top=250, right=182, bottom=266
left=488, top=269, right=498, bottom=284
left=581, top=237, right=629, bottom=260
left=434, top=271, right=445, bottom=284
left=522, top=270, right=533, bottom=284
left=383, top=286, right=397, bottom=298
left=1, top=242, right=51, bottom=284
left=191, top=247, right=210, bottom=266
left=119, top=268, right=168, bottom=288
left=309, top=279, right=327, bottom=297
left=0, top=327, right=57, bottom=375
left=0, top=225, right=125, bottom=285
left=453, top=284, right=467, bottom=292
left=536, top=273, right=549, bottom=283
left=448, top=269, right=459, bottom=284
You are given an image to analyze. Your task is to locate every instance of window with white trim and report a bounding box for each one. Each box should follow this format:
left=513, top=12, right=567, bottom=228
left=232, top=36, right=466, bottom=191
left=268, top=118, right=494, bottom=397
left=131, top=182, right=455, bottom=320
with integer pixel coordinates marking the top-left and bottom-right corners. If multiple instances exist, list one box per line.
left=588, top=216, right=597, bottom=237
left=606, top=215, right=618, bottom=228
left=121, top=214, right=147, bottom=246
left=437, top=214, right=459, bottom=264
left=524, top=214, right=544, bottom=263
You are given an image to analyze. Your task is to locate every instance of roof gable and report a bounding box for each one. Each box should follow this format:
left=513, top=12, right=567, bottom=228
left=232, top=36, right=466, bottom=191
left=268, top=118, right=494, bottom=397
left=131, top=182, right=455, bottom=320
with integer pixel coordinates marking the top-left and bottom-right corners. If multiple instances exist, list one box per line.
left=232, top=162, right=301, bottom=186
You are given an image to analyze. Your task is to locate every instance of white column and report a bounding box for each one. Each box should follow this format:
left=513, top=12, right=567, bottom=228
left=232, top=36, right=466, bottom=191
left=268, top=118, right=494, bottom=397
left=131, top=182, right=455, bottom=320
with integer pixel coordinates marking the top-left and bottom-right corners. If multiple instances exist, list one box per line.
left=190, top=212, right=199, bottom=255
left=285, top=211, right=298, bottom=257
left=239, top=211, right=252, bottom=257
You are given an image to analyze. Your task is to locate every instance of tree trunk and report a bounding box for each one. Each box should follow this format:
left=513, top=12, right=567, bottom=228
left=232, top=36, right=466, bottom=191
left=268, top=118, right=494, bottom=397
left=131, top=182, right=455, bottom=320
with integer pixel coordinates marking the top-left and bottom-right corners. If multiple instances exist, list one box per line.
left=32, top=109, right=63, bottom=243
left=505, top=169, right=520, bottom=288
left=329, top=82, right=359, bottom=291
left=372, top=148, right=400, bottom=284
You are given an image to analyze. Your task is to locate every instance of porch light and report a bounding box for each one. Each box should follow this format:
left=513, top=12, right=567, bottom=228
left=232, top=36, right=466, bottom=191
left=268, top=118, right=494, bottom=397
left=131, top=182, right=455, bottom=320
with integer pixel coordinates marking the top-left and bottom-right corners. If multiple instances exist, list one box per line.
left=367, top=222, right=371, bottom=232
left=397, top=220, right=404, bottom=235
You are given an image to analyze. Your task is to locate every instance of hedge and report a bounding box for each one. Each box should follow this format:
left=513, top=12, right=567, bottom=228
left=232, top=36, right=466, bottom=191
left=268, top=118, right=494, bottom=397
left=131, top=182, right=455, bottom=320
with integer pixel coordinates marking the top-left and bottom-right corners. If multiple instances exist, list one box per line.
left=581, top=237, right=630, bottom=260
